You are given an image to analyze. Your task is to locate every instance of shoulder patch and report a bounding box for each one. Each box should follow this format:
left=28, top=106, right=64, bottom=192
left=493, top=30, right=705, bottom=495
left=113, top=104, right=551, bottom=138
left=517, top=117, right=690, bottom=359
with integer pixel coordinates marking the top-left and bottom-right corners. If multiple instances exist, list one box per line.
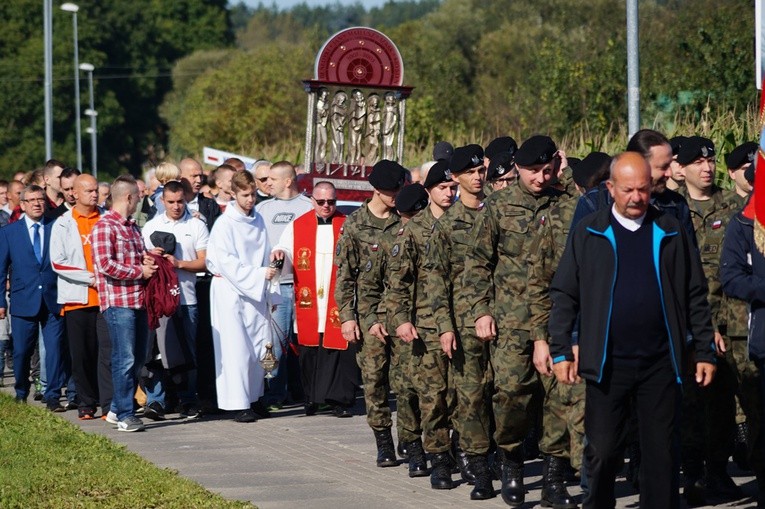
left=335, top=243, right=341, bottom=256
left=397, top=227, right=404, bottom=236
left=364, top=260, right=373, bottom=272
left=391, top=244, right=400, bottom=257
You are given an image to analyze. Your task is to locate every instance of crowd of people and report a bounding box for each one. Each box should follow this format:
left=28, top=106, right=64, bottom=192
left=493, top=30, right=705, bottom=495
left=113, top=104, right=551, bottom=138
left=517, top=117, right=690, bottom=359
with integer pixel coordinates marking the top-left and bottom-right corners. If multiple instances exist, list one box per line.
left=1, top=131, right=764, bottom=508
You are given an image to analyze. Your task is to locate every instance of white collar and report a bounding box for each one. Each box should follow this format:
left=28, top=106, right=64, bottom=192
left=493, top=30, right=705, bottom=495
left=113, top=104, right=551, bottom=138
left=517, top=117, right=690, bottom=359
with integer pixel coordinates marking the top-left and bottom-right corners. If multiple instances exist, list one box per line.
left=610, top=205, right=645, bottom=232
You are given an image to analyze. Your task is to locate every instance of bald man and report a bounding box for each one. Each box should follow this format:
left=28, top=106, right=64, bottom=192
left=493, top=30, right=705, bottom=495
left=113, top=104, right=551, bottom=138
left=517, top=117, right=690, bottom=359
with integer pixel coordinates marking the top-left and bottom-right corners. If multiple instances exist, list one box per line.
left=179, top=158, right=221, bottom=231
left=549, top=152, right=716, bottom=508
left=50, top=174, right=112, bottom=420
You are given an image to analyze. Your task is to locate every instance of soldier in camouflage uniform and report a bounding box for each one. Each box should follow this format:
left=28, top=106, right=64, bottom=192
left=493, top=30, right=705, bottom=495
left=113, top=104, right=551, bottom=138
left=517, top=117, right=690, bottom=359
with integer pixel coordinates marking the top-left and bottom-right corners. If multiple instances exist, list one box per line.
left=483, top=137, right=519, bottom=196
left=334, top=159, right=407, bottom=468
left=426, top=145, right=496, bottom=500
left=723, top=143, right=760, bottom=470
left=465, top=135, right=576, bottom=508
left=386, top=173, right=457, bottom=488
left=676, top=136, right=743, bottom=504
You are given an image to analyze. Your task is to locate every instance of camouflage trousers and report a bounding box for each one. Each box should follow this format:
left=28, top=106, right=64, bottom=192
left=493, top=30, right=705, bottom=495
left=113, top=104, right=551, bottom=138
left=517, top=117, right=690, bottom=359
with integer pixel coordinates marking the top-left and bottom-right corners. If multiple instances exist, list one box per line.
left=389, top=336, right=422, bottom=443
left=539, top=372, right=586, bottom=472
left=491, top=329, right=539, bottom=456
left=729, top=336, right=763, bottom=470
left=356, top=333, right=392, bottom=431
left=451, top=327, right=493, bottom=455
left=409, top=329, right=453, bottom=453
left=681, top=346, right=738, bottom=467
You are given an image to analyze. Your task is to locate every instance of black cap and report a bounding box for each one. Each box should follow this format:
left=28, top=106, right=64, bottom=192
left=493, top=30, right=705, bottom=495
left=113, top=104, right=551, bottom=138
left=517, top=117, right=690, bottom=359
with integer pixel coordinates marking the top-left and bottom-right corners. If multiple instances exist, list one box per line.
left=572, top=152, right=611, bottom=188
left=669, top=135, right=687, bottom=156
left=484, top=136, right=518, bottom=161
left=433, top=141, right=454, bottom=161
left=395, top=183, right=429, bottom=214
left=423, top=159, right=453, bottom=188
left=515, top=135, right=557, bottom=167
left=449, top=144, right=484, bottom=174
left=676, top=136, right=715, bottom=165
left=487, top=152, right=515, bottom=182
left=745, top=163, right=755, bottom=184
left=725, top=142, right=758, bottom=170
left=369, top=160, right=407, bottom=190
left=567, top=157, right=581, bottom=168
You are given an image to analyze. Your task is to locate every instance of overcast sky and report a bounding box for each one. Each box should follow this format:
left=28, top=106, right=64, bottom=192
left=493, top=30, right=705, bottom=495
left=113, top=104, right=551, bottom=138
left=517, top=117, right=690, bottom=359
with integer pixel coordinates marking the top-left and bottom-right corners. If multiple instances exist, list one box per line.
left=239, top=0, right=389, bottom=10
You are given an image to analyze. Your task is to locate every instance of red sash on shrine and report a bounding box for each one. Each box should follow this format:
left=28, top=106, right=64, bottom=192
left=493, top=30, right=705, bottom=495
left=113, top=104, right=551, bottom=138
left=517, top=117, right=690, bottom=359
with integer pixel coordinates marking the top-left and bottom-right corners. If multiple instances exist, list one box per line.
left=293, top=212, right=347, bottom=350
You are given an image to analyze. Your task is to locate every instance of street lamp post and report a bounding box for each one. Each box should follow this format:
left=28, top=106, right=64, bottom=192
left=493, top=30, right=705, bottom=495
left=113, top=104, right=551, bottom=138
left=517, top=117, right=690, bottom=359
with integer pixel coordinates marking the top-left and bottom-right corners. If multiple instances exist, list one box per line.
left=61, top=3, right=82, bottom=171
left=80, top=63, right=97, bottom=178
left=43, top=0, right=53, bottom=160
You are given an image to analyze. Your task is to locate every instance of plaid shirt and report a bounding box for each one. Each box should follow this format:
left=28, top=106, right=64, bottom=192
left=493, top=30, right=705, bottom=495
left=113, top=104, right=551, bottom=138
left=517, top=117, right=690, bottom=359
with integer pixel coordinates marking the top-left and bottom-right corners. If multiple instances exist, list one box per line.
left=92, top=209, right=146, bottom=311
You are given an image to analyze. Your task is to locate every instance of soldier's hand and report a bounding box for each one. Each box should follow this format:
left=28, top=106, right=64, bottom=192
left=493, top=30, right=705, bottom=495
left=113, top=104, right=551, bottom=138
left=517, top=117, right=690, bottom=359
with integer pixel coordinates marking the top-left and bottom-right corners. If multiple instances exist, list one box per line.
left=475, top=315, right=497, bottom=342
left=713, top=331, right=726, bottom=357
left=439, top=332, right=457, bottom=359
left=341, top=320, right=361, bottom=343
left=533, top=340, right=553, bottom=377
left=695, top=362, right=716, bottom=387
left=553, top=360, right=577, bottom=385
left=368, top=322, right=388, bottom=343
left=396, top=322, right=418, bottom=343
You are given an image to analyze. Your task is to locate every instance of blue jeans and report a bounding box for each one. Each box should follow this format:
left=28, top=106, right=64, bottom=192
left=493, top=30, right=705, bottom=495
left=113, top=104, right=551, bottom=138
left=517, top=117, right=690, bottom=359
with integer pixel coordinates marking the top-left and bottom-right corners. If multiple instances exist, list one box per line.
left=104, top=307, right=149, bottom=421
left=144, top=305, right=198, bottom=408
left=264, top=283, right=293, bottom=405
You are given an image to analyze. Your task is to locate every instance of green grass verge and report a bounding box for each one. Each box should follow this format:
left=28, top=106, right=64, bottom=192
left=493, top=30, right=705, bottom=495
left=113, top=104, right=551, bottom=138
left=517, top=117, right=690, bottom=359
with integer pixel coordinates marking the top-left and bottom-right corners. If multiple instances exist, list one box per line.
left=0, top=393, right=255, bottom=509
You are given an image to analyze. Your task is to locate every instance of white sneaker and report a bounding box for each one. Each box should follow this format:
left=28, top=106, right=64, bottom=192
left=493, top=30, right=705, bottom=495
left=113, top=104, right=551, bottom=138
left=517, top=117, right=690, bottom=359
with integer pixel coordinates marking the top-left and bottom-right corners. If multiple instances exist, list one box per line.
left=105, top=411, right=118, bottom=425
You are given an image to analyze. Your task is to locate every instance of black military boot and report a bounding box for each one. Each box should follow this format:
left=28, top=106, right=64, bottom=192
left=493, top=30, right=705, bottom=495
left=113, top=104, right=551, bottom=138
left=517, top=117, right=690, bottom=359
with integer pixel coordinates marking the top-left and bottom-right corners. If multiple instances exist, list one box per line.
left=467, top=454, right=495, bottom=500
left=396, top=441, right=410, bottom=461
left=541, top=455, right=578, bottom=508
left=373, top=429, right=397, bottom=467
left=451, top=431, right=475, bottom=483
left=499, top=449, right=525, bottom=507
left=406, top=439, right=428, bottom=477
left=705, top=461, right=744, bottom=501
left=430, top=452, right=453, bottom=489
left=732, top=422, right=750, bottom=471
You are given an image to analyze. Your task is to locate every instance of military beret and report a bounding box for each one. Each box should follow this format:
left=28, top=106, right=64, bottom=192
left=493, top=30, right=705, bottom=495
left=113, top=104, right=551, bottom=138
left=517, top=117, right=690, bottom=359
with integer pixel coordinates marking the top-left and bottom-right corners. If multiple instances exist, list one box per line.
left=487, top=152, right=516, bottom=182
left=514, top=135, right=557, bottom=167
left=566, top=157, right=581, bottom=168
left=449, top=144, right=484, bottom=174
left=669, top=135, right=687, bottom=156
left=745, top=163, right=755, bottom=184
left=395, top=183, right=429, bottom=214
left=676, top=136, right=715, bottom=165
left=433, top=141, right=454, bottom=161
left=423, top=159, right=452, bottom=188
left=484, top=136, right=518, bottom=161
left=369, top=159, right=407, bottom=190
left=572, top=152, right=611, bottom=188
left=725, top=142, right=758, bottom=170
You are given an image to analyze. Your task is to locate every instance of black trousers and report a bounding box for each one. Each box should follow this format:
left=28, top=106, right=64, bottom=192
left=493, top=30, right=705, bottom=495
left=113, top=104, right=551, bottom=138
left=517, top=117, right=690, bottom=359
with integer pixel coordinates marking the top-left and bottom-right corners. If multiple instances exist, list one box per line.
left=65, top=306, right=112, bottom=411
left=583, top=355, right=680, bottom=509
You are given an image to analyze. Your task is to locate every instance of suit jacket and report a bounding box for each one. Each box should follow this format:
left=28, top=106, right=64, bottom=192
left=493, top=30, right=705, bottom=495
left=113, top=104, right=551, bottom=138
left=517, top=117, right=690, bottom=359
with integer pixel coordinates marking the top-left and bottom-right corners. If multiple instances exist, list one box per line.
left=0, top=217, right=60, bottom=317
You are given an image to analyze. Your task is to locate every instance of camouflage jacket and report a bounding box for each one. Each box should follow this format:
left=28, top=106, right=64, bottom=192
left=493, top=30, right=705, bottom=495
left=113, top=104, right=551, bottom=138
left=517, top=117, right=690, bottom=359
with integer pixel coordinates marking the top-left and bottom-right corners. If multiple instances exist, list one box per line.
left=334, top=199, right=402, bottom=331
left=426, top=199, right=487, bottom=335
left=385, top=207, right=441, bottom=331
left=464, top=181, right=560, bottom=333
left=679, top=186, right=734, bottom=332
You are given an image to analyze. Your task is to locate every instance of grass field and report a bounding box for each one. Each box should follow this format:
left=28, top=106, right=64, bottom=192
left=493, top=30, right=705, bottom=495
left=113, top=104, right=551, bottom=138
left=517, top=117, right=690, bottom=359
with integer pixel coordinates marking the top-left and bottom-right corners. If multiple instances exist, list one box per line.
left=0, top=394, right=254, bottom=509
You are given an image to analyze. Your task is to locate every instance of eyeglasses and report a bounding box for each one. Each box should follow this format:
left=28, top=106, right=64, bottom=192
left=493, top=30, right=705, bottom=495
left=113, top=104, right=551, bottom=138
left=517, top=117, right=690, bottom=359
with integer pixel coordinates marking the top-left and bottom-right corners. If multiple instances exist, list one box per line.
left=313, top=199, right=336, bottom=206
left=22, top=198, right=46, bottom=204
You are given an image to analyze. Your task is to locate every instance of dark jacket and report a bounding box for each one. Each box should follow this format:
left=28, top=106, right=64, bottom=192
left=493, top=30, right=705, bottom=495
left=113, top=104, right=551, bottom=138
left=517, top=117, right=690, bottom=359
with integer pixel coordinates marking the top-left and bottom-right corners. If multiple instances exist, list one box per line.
left=548, top=206, right=715, bottom=383
left=571, top=182, right=698, bottom=248
left=197, top=193, right=221, bottom=231
left=720, top=211, right=765, bottom=360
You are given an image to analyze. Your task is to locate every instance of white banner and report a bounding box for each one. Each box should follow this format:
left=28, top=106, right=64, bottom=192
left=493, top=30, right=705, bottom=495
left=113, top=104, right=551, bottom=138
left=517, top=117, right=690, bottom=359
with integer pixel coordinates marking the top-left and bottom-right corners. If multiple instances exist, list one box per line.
left=202, top=146, right=258, bottom=170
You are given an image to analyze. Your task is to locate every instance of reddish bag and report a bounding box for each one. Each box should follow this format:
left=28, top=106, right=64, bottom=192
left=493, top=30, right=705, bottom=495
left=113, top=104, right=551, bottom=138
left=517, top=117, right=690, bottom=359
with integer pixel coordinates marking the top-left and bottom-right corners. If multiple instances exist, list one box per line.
left=144, top=252, right=180, bottom=330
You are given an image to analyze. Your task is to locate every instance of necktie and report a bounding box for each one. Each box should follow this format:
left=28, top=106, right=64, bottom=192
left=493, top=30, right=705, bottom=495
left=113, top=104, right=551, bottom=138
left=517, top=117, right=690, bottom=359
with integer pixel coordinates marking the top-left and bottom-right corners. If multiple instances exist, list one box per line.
left=32, top=223, right=42, bottom=264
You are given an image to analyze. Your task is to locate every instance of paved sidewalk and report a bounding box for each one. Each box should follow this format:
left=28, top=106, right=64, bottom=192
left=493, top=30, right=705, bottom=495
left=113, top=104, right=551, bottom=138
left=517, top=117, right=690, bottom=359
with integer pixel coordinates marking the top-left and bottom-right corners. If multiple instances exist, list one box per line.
left=2, top=371, right=760, bottom=508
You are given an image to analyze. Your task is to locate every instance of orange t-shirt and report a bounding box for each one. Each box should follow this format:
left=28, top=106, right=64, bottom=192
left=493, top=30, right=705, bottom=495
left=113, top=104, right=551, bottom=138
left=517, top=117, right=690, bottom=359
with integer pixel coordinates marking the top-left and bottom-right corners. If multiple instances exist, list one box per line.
left=62, top=208, right=101, bottom=313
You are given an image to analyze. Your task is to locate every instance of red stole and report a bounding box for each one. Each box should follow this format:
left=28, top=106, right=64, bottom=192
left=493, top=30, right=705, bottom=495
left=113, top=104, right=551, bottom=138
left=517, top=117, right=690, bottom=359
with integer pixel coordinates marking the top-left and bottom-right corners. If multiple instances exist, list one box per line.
left=293, top=212, right=347, bottom=350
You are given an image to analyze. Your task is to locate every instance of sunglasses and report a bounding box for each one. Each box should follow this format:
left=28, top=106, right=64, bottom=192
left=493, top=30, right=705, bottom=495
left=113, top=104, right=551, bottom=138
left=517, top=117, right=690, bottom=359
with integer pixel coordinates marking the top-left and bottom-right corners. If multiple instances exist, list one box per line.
left=256, top=177, right=268, bottom=183
left=313, top=198, right=336, bottom=206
